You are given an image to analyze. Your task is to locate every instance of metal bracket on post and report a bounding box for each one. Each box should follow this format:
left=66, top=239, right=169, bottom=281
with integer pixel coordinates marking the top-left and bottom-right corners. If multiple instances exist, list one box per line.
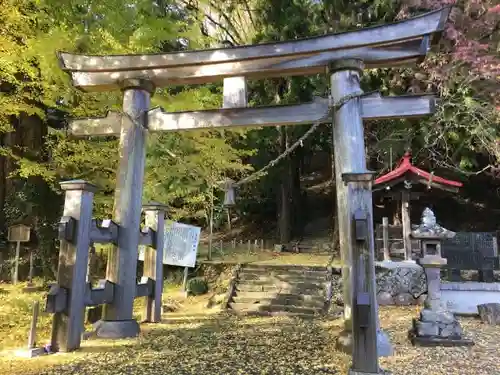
left=45, top=285, right=68, bottom=314
left=58, top=217, right=76, bottom=243
left=356, top=292, right=371, bottom=329
left=354, top=209, right=368, bottom=242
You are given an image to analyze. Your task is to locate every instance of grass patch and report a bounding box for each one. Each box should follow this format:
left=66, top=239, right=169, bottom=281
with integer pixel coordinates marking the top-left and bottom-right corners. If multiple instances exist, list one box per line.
left=0, top=281, right=52, bottom=351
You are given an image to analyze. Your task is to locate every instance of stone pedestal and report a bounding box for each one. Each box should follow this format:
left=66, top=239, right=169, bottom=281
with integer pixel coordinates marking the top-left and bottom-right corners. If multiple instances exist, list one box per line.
left=410, top=256, right=473, bottom=346
left=336, top=330, right=393, bottom=357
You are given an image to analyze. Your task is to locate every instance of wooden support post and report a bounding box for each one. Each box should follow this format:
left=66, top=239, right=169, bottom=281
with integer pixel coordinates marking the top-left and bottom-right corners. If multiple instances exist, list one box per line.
left=222, top=76, right=247, bottom=255
left=28, top=301, right=39, bottom=349
left=28, top=249, right=35, bottom=286
left=223, top=76, right=247, bottom=108
left=382, top=217, right=390, bottom=261
left=142, top=202, right=167, bottom=323
left=182, top=267, right=189, bottom=293
left=401, top=190, right=412, bottom=261
left=100, top=79, right=154, bottom=338
left=13, top=241, right=20, bottom=285
left=51, top=180, right=96, bottom=352
left=342, top=172, right=382, bottom=374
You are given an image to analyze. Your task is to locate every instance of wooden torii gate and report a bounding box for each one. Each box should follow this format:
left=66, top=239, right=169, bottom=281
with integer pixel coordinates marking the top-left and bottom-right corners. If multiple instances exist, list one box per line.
left=56, top=7, right=451, bottom=374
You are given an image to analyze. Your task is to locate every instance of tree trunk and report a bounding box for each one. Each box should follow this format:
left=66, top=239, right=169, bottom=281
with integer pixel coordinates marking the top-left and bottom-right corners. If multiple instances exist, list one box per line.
left=291, top=144, right=303, bottom=238
left=278, top=125, right=292, bottom=244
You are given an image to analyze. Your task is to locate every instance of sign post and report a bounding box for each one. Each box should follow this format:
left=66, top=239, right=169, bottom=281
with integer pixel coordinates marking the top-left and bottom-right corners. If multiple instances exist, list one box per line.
left=8, top=224, right=31, bottom=285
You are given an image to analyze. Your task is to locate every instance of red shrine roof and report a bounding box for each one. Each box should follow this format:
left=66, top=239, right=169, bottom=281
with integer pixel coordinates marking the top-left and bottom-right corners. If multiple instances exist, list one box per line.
left=374, top=152, right=463, bottom=188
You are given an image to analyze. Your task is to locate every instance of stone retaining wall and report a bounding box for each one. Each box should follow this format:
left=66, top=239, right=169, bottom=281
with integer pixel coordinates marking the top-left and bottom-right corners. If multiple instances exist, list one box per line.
left=328, top=261, right=428, bottom=308
left=375, top=261, right=427, bottom=306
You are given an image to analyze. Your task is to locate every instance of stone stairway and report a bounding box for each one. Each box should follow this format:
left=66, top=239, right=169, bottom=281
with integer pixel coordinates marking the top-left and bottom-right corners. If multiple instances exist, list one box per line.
left=227, top=264, right=336, bottom=317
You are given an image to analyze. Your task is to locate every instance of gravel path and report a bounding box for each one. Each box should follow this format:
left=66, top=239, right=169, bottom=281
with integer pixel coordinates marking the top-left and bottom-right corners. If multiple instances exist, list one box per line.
left=2, top=306, right=499, bottom=375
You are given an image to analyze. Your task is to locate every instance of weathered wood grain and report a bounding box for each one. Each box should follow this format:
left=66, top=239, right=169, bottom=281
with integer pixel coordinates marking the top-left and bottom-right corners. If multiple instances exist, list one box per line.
left=223, top=77, right=247, bottom=108
left=65, top=40, right=430, bottom=91
left=90, top=219, right=119, bottom=244
left=68, top=111, right=123, bottom=136
left=85, top=280, right=115, bottom=306
left=58, top=8, right=449, bottom=72
left=382, top=217, right=390, bottom=261
left=342, top=172, right=380, bottom=373
left=401, top=190, right=412, bottom=261
left=136, top=277, right=154, bottom=298
left=68, top=94, right=436, bottom=137
left=147, top=94, right=436, bottom=131
left=51, top=180, right=96, bottom=352
left=142, top=202, right=167, bottom=323
left=330, top=61, right=368, bottom=338
left=103, top=82, right=151, bottom=322
left=139, top=227, right=154, bottom=247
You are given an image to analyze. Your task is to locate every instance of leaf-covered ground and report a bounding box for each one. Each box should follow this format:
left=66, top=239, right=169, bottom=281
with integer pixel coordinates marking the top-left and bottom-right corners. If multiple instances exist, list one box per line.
left=1, top=296, right=500, bottom=375
left=198, top=246, right=336, bottom=267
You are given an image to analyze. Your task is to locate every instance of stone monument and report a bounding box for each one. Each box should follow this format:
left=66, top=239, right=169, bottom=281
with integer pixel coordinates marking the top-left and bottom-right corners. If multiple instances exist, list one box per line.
left=409, top=208, right=474, bottom=346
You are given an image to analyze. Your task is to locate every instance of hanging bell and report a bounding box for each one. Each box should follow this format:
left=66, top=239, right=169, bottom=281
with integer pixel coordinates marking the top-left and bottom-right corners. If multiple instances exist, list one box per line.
left=223, top=179, right=236, bottom=207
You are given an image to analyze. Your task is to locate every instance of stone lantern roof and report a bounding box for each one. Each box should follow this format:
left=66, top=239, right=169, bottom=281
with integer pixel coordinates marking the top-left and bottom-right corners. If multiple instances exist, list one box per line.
left=411, top=207, right=456, bottom=240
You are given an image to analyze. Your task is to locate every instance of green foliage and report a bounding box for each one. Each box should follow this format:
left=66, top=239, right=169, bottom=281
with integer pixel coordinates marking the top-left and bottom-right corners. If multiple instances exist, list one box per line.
left=186, top=277, right=209, bottom=295
left=1, top=0, right=499, bottom=278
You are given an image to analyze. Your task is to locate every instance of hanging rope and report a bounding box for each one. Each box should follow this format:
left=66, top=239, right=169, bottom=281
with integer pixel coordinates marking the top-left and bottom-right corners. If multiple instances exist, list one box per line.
left=232, top=90, right=365, bottom=188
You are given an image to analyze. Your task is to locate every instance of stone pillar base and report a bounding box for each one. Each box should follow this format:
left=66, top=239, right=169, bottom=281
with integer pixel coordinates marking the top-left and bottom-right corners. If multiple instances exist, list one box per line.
left=94, top=319, right=140, bottom=339
left=349, top=368, right=391, bottom=375
left=336, top=329, right=394, bottom=356
left=410, top=309, right=474, bottom=347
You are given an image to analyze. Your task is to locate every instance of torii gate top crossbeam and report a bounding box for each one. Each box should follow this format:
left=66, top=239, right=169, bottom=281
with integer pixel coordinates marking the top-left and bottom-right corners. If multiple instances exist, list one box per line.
left=58, top=7, right=451, bottom=92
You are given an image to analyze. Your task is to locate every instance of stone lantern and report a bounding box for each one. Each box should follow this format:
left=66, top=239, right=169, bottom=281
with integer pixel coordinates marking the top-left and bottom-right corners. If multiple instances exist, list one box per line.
left=221, top=179, right=236, bottom=207
left=409, top=208, right=473, bottom=346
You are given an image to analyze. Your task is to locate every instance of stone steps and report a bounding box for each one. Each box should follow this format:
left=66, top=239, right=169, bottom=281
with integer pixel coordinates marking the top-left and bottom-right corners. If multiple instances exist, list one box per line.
left=238, top=272, right=327, bottom=283
left=232, top=294, right=325, bottom=308
left=228, top=302, right=320, bottom=316
left=236, top=281, right=326, bottom=293
left=227, top=264, right=332, bottom=317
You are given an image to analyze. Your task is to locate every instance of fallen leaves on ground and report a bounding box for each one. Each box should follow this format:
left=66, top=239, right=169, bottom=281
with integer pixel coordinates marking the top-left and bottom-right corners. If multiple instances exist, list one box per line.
left=2, top=305, right=500, bottom=375
left=379, top=306, right=500, bottom=375
left=2, top=285, right=500, bottom=375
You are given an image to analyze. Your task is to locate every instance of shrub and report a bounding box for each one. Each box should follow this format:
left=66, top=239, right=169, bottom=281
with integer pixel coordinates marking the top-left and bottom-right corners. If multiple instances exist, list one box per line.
left=186, top=277, right=208, bottom=296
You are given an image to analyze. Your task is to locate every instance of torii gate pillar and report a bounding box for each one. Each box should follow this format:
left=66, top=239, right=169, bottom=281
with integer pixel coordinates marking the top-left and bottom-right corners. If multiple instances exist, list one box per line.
left=98, top=79, right=155, bottom=338
left=329, top=59, right=393, bottom=357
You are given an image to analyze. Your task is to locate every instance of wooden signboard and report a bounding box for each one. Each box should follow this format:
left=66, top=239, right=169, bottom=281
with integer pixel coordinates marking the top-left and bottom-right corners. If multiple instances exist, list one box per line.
left=8, top=224, right=31, bottom=243
left=8, top=224, right=31, bottom=285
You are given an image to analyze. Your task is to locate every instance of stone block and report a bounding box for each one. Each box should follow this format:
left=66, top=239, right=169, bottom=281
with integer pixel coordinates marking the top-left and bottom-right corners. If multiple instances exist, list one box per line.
left=416, top=294, right=427, bottom=305
left=94, top=319, right=140, bottom=339
left=477, top=303, right=500, bottom=325
left=416, top=321, right=439, bottom=336
left=420, top=309, right=455, bottom=324
left=377, top=329, right=394, bottom=357
left=440, top=322, right=462, bottom=338
left=394, top=293, right=414, bottom=306
left=377, top=291, right=394, bottom=306
left=375, top=262, right=426, bottom=300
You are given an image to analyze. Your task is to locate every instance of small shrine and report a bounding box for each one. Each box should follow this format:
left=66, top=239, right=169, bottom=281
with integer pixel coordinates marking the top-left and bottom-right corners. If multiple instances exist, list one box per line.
left=373, top=151, right=463, bottom=260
